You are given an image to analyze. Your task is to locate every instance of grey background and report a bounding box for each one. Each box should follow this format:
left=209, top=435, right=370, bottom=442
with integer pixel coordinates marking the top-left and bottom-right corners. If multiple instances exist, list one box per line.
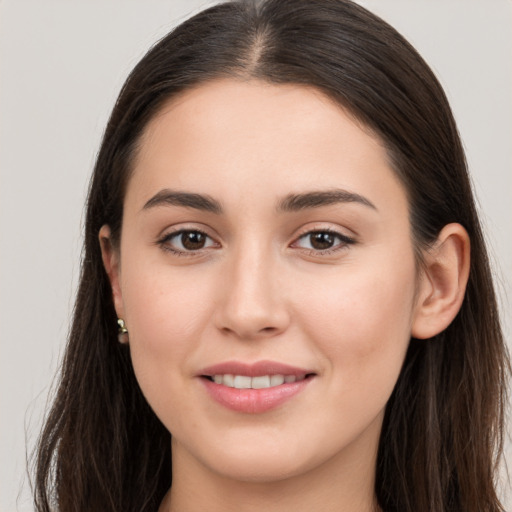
left=1, top=1, right=510, bottom=510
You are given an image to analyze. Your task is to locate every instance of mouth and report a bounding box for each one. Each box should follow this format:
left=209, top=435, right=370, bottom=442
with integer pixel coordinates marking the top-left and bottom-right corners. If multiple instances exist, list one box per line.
left=198, top=361, right=317, bottom=413
left=202, top=373, right=314, bottom=389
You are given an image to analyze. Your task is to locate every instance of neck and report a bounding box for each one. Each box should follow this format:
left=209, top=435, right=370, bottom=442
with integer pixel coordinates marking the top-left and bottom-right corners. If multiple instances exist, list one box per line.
left=160, top=417, right=382, bottom=512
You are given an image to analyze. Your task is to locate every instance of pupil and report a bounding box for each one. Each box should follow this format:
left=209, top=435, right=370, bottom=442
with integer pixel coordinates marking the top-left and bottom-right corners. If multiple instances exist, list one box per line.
left=182, top=232, right=205, bottom=250
left=311, top=232, right=334, bottom=250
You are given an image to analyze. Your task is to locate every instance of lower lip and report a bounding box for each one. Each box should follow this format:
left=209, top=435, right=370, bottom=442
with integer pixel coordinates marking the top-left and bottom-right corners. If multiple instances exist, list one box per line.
left=201, top=377, right=313, bottom=414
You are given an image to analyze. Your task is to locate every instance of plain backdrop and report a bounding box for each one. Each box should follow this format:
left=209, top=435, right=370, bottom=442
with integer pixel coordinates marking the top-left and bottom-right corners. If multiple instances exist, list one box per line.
left=1, top=1, right=511, bottom=511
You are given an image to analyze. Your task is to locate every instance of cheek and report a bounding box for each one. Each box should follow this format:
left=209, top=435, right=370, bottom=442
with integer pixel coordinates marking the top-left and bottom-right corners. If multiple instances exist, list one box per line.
left=120, top=263, right=220, bottom=433
left=296, top=259, right=417, bottom=391
left=120, top=259, right=217, bottom=382
left=291, top=266, right=416, bottom=454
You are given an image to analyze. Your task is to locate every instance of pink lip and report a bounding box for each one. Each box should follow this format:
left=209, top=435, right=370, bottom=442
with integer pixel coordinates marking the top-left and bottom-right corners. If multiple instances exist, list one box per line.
left=198, top=360, right=316, bottom=414
left=199, top=360, right=313, bottom=378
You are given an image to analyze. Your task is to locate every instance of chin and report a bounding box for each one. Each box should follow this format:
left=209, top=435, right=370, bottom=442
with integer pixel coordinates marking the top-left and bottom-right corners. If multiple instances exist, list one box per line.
left=210, top=453, right=311, bottom=484
left=187, top=432, right=331, bottom=484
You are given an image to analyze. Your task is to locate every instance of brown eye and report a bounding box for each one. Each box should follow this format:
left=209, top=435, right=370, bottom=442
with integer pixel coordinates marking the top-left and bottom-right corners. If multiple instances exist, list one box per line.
left=159, top=229, right=216, bottom=254
left=181, top=231, right=207, bottom=250
left=293, top=230, right=356, bottom=253
left=309, top=232, right=336, bottom=250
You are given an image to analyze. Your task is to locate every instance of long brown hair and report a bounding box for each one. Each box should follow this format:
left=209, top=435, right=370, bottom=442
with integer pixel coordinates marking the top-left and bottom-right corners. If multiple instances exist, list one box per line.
left=33, top=1, right=510, bottom=510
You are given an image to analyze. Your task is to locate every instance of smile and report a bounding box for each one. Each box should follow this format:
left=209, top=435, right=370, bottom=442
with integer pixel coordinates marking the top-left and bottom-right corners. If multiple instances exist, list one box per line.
left=208, top=374, right=307, bottom=389
left=198, top=361, right=316, bottom=413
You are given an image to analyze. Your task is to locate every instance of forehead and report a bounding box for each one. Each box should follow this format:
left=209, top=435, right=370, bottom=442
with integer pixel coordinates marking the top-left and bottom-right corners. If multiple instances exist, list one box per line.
left=127, top=78, right=407, bottom=216
left=137, top=78, right=379, bottom=161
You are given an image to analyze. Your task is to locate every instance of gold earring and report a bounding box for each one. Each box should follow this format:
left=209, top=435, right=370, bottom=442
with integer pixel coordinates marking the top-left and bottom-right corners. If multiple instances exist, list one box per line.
left=117, top=318, right=129, bottom=344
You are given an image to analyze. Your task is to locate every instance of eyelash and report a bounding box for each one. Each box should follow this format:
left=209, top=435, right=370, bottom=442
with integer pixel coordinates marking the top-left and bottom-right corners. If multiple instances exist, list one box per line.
left=292, top=228, right=356, bottom=255
left=157, top=228, right=356, bottom=257
left=157, top=229, right=217, bottom=257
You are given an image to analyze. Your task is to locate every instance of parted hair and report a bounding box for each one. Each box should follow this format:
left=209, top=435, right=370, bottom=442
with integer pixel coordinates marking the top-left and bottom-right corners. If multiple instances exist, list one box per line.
left=33, top=1, right=509, bottom=511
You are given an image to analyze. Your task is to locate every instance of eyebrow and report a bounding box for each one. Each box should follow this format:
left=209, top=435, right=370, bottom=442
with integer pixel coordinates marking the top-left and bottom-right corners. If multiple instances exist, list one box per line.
left=277, top=189, right=377, bottom=212
left=142, top=188, right=376, bottom=214
left=142, top=189, right=222, bottom=214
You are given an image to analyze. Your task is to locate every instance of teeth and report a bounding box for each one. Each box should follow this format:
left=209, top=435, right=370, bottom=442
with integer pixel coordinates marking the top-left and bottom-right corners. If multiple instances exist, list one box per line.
left=252, top=375, right=270, bottom=389
left=270, top=374, right=285, bottom=386
left=211, top=374, right=305, bottom=389
left=233, top=375, right=251, bottom=389
left=223, top=374, right=234, bottom=387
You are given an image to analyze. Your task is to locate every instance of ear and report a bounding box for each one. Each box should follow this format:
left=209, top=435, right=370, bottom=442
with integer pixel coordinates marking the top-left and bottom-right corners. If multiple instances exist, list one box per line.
left=99, top=225, right=125, bottom=319
left=411, top=223, right=470, bottom=339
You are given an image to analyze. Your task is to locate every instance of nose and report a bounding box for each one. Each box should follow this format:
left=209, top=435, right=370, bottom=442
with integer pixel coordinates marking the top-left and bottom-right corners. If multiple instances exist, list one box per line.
left=214, top=243, right=290, bottom=340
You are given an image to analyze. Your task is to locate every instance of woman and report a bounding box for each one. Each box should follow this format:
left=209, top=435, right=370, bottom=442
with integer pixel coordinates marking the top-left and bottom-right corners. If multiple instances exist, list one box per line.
left=33, top=0, right=510, bottom=511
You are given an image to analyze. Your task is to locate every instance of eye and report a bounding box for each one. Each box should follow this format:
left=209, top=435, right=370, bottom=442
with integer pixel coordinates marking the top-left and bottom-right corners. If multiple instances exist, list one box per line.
left=293, top=230, right=355, bottom=253
left=158, top=229, right=217, bottom=254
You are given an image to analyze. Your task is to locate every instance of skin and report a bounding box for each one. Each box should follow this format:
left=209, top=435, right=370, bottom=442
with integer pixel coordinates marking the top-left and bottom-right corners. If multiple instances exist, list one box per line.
left=100, top=79, right=470, bottom=512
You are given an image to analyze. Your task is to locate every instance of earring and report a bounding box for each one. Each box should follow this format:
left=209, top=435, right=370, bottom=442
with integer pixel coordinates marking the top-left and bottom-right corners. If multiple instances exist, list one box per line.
left=117, top=318, right=129, bottom=344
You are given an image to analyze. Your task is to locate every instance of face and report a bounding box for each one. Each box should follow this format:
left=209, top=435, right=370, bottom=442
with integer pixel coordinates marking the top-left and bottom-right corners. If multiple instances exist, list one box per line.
left=104, top=79, right=424, bottom=484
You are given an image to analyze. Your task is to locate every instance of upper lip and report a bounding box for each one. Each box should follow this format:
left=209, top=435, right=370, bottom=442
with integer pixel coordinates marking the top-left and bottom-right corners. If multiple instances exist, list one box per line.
left=199, top=360, right=316, bottom=378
